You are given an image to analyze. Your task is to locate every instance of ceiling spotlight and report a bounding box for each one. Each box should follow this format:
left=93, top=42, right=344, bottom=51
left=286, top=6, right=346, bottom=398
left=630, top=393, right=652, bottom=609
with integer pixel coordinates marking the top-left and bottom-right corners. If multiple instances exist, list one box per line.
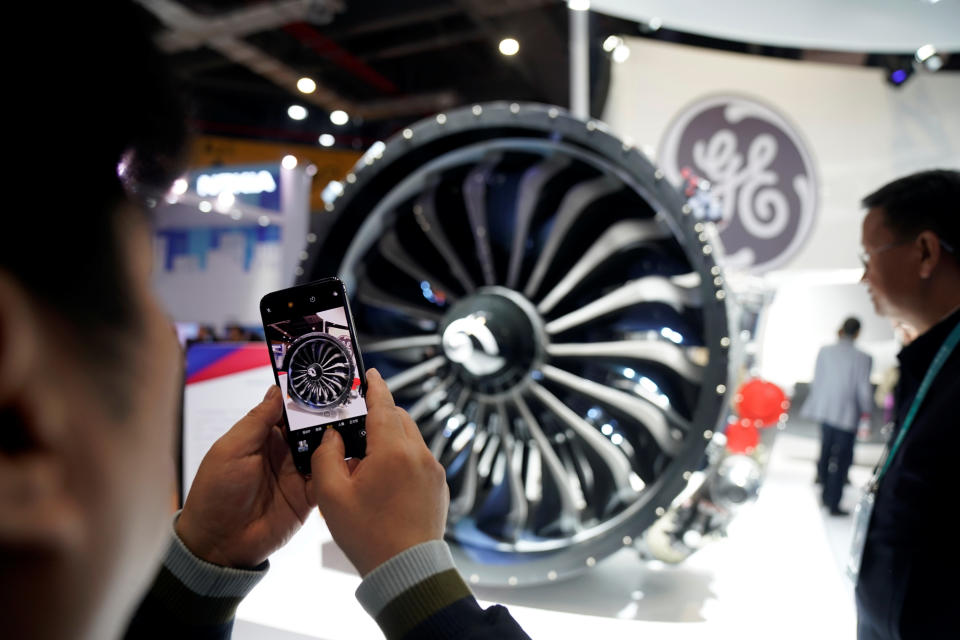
left=915, top=44, right=944, bottom=71
left=297, top=77, right=317, bottom=94
left=281, top=154, right=298, bottom=170
left=215, top=191, right=235, bottom=213
left=171, top=177, right=189, bottom=195
left=499, top=38, right=519, bottom=56
left=318, top=133, right=335, bottom=147
left=198, top=201, right=212, bottom=213
left=330, top=109, right=349, bottom=125
left=603, top=35, right=622, bottom=52
left=568, top=0, right=590, bottom=10
left=612, top=43, right=631, bottom=63
left=287, top=104, right=308, bottom=120
left=884, top=55, right=914, bottom=88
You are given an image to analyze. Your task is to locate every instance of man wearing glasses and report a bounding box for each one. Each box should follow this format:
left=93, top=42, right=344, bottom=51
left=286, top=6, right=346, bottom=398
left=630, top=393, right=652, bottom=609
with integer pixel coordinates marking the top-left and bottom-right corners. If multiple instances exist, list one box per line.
left=853, top=169, right=960, bottom=640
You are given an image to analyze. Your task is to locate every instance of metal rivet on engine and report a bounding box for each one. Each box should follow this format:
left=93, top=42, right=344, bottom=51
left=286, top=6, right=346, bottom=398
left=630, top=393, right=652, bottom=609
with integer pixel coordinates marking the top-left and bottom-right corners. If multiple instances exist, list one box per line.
left=299, top=251, right=308, bottom=261
left=345, top=173, right=356, bottom=183
left=325, top=203, right=334, bottom=211
left=508, top=576, right=518, bottom=586
left=704, top=430, right=714, bottom=439
left=715, top=289, right=726, bottom=300
left=586, top=120, right=597, bottom=131
left=720, top=337, right=730, bottom=348
left=716, top=384, right=727, bottom=394
left=623, top=536, right=633, bottom=545
left=472, top=104, right=483, bottom=116
left=702, top=245, right=713, bottom=255
left=510, top=103, right=520, bottom=113
left=714, top=276, right=724, bottom=286
left=548, top=107, right=559, bottom=119
left=436, top=113, right=447, bottom=124
left=655, top=507, right=665, bottom=516
left=654, top=170, right=664, bottom=180
left=470, top=574, right=480, bottom=584
left=547, top=570, right=558, bottom=580
left=306, top=232, right=317, bottom=243
left=295, top=267, right=304, bottom=276
left=682, top=204, right=692, bottom=215
left=402, top=128, right=413, bottom=139
left=711, top=265, right=721, bottom=276
left=586, top=557, right=596, bottom=567
left=694, top=222, right=704, bottom=232
left=682, top=471, right=692, bottom=480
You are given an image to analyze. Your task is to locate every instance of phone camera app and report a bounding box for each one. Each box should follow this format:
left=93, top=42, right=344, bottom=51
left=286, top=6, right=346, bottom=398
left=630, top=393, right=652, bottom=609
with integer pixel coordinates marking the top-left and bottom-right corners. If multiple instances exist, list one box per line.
left=309, top=296, right=316, bottom=303
left=265, top=303, right=367, bottom=432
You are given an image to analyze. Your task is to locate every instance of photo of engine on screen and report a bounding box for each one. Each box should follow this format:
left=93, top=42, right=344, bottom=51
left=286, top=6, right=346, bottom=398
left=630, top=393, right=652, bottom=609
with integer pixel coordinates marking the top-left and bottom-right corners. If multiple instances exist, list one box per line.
left=265, top=306, right=366, bottom=431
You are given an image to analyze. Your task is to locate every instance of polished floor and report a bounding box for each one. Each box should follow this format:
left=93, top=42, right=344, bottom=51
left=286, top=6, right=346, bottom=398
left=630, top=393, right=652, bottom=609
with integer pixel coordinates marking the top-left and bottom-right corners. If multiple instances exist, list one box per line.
left=234, top=417, right=883, bottom=640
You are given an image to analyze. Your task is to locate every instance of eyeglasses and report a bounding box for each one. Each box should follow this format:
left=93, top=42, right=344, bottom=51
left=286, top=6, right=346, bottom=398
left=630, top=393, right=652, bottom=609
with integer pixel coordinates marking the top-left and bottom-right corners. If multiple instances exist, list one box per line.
left=858, top=237, right=956, bottom=268
left=858, top=240, right=911, bottom=268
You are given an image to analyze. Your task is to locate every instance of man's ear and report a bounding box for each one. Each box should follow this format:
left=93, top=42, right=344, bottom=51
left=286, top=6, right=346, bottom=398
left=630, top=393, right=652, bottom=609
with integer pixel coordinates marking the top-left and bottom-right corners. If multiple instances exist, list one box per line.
left=916, top=230, right=944, bottom=279
left=0, top=273, right=82, bottom=552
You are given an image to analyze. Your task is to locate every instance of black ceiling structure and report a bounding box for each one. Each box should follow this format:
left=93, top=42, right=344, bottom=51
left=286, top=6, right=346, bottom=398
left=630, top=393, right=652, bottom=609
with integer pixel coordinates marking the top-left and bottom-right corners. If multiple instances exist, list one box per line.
left=137, top=0, right=958, bottom=149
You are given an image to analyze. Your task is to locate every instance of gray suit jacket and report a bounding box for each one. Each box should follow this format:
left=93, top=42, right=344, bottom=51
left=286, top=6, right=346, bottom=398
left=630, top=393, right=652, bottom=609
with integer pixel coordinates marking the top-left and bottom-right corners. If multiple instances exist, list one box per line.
left=800, top=338, right=873, bottom=431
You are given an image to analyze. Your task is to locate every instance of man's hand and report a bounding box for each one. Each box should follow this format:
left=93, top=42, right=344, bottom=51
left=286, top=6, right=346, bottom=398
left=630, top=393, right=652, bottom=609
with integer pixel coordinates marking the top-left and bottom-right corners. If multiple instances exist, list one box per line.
left=308, top=369, right=449, bottom=577
left=176, top=386, right=314, bottom=568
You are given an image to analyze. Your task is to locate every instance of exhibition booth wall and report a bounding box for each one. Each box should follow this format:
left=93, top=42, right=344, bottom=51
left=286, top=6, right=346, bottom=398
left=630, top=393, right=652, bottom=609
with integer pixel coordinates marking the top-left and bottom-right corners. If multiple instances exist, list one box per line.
left=602, top=37, right=960, bottom=390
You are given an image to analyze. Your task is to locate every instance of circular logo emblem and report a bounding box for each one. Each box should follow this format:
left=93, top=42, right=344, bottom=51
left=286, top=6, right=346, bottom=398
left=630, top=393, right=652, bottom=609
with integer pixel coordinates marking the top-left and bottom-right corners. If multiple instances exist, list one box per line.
left=659, top=95, right=818, bottom=272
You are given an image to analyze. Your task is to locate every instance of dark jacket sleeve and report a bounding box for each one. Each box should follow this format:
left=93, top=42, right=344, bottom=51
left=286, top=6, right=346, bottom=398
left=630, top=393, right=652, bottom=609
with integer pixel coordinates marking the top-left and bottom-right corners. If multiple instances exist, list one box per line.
left=122, top=519, right=267, bottom=640
left=123, top=564, right=239, bottom=640
left=367, top=567, right=530, bottom=640
left=403, top=596, right=531, bottom=640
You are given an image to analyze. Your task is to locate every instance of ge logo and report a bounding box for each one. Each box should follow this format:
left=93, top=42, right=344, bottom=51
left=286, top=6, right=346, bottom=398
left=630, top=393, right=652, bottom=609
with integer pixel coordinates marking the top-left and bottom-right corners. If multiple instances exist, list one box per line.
left=659, top=95, right=818, bottom=272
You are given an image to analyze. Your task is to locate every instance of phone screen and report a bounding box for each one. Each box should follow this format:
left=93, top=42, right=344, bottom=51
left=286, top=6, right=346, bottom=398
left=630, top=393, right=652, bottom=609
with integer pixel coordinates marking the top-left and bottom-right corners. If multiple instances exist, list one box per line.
left=261, top=278, right=367, bottom=473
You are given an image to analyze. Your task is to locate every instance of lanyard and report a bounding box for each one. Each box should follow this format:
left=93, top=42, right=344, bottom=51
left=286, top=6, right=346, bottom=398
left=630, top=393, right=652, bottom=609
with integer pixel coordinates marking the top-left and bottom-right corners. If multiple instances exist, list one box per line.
left=874, top=320, right=960, bottom=486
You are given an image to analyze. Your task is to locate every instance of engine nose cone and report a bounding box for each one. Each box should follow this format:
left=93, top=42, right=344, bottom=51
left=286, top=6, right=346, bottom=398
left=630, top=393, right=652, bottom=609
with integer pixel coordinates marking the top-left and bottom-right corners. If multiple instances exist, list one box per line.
left=442, top=314, right=506, bottom=375
left=439, top=287, right=543, bottom=395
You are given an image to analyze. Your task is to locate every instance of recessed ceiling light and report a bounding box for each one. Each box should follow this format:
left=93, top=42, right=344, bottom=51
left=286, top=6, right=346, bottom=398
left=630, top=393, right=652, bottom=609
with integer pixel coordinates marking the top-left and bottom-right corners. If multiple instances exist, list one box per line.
left=287, top=104, right=308, bottom=120
left=318, top=133, right=335, bottom=147
left=613, top=43, right=631, bottom=63
left=915, top=44, right=944, bottom=71
left=499, top=38, right=519, bottom=56
left=215, top=191, right=235, bottom=212
left=171, top=177, right=189, bottom=195
left=281, top=155, right=298, bottom=170
left=603, top=35, right=622, bottom=52
left=568, top=0, right=590, bottom=10
left=330, top=110, right=349, bottom=125
left=297, top=77, right=316, bottom=94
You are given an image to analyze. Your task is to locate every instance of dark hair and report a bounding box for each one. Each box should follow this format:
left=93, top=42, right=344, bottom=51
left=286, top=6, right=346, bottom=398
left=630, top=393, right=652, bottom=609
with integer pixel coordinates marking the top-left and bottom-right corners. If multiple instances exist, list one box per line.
left=2, top=2, right=188, bottom=408
left=840, top=317, right=861, bottom=337
left=862, top=169, right=960, bottom=258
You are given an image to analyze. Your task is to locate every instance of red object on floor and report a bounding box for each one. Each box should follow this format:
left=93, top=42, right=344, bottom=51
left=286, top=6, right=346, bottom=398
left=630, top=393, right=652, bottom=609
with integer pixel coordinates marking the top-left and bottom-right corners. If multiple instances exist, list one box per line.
left=734, top=378, right=789, bottom=428
left=725, top=418, right=760, bottom=454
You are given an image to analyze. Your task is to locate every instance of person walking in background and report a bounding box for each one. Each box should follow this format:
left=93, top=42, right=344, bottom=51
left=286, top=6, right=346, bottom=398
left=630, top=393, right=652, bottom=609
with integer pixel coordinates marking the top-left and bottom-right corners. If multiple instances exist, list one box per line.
left=801, top=316, right=873, bottom=516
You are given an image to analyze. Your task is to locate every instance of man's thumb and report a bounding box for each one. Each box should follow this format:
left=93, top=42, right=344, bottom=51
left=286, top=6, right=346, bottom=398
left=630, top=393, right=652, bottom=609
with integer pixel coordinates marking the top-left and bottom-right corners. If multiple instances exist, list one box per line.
left=227, top=385, right=283, bottom=451
left=308, top=427, right=350, bottom=498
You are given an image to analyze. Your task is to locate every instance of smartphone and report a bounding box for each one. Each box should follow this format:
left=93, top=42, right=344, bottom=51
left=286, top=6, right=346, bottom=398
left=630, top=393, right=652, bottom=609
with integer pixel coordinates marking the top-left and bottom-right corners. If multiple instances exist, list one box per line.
left=260, top=277, right=367, bottom=474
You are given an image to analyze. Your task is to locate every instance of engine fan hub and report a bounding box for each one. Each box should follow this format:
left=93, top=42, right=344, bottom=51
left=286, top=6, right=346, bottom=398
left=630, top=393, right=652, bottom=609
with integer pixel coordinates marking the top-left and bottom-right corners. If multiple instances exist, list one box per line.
left=440, top=287, right=544, bottom=396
